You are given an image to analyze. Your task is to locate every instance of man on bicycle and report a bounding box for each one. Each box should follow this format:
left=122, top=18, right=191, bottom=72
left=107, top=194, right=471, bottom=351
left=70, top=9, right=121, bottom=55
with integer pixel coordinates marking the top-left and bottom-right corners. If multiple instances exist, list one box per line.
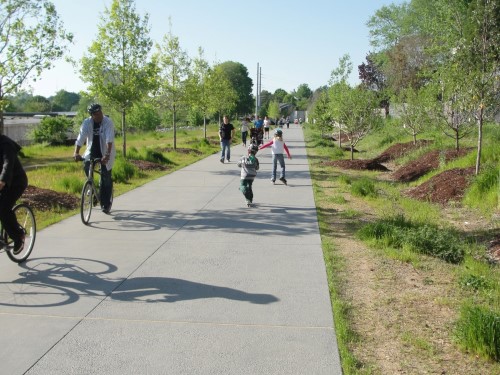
left=73, top=103, right=116, bottom=214
left=0, top=135, right=28, bottom=254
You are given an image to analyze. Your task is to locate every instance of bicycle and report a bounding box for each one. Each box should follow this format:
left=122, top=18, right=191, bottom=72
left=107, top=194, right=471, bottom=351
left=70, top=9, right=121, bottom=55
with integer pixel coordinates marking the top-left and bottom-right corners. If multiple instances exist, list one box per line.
left=79, top=157, right=113, bottom=225
left=1, top=203, right=37, bottom=263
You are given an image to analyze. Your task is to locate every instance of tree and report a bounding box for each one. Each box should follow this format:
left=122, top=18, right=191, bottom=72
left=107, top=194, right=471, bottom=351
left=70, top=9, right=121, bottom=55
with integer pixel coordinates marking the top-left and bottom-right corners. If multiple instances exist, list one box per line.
left=310, top=90, right=334, bottom=137
left=329, top=55, right=380, bottom=159
left=186, top=47, right=211, bottom=139
left=80, top=0, right=157, bottom=157
left=358, top=53, right=390, bottom=116
left=0, top=0, right=73, bottom=134
left=393, top=86, right=432, bottom=145
left=128, top=101, right=161, bottom=131
left=332, top=85, right=381, bottom=160
left=217, top=61, right=253, bottom=115
left=206, top=65, right=237, bottom=123
left=443, top=0, right=499, bottom=174
left=296, top=83, right=313, bottom=100
left=51, top=90, right=80, bottom=111
left=153, top=26, right=190, bottom=150
left=24, top=95, right=51, bottom=112
left=273, top=88, right=288, bottom=103
left=267, top=100, right=280, bottom=121
left=416, top=0, right=499, bottom=174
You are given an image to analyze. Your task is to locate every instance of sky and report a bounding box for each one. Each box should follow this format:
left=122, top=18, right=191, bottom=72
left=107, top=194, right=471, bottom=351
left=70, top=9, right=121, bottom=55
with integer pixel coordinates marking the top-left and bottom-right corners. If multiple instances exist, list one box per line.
left=25, top=0, right=405, bottom=98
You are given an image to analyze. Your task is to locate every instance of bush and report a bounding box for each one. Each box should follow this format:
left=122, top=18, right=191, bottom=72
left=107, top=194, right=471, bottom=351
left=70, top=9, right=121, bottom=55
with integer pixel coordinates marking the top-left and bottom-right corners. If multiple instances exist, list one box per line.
left=30, top=116, right=73, bottom=145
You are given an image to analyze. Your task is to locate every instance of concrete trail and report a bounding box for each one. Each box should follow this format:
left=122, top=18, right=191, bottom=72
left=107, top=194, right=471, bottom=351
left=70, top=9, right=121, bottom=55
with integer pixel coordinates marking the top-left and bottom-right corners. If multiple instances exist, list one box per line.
left=0, top=124, right=342, bottom=374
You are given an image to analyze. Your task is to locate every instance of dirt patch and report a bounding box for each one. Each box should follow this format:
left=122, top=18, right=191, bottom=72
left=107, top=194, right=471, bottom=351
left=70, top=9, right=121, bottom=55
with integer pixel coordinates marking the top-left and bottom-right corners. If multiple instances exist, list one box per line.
left=161, top=147, right=204, bottom=155
left=22, top=185, right=79, bottom=211
left=129, top=159, right=170, bottom=171
left=322, top=159, right=389, bottom=171
left=392, top=148, right=472, bottom=182
left=404, top=167, right=476, bottom=205
left=374, top=139, right=434, bottom=162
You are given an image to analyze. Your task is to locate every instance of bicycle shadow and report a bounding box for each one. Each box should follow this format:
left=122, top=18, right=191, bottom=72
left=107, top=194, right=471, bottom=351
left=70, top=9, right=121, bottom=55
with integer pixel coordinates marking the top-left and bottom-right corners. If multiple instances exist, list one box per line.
left=0, top=257, right=279, bottom=307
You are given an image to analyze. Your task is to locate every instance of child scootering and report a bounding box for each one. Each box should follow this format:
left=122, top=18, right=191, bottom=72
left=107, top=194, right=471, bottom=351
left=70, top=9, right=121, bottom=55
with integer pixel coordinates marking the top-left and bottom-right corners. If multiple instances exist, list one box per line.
left=259, top=128, right=291, bottom=185
left=237, top=144, right=260, bottom=207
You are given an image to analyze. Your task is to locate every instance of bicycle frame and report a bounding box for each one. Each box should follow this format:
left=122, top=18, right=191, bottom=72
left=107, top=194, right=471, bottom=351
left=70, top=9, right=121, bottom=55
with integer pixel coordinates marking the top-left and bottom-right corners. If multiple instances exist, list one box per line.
left=80, top=158, right=102, bottom=225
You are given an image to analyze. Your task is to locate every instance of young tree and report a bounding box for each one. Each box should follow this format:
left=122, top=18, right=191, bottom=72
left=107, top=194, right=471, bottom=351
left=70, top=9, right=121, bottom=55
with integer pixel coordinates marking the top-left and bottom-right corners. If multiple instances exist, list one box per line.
left=339, top=86, right=381, bottom=160
left=310, top=90, right=333, bottom=138
left=0, top=0, right=73, bottom=134
left=153, top=26, right=191, bottom=150
left=80, top=0, right=157, bottom=157
left=329, top=54, right=353, bottom=148
left=186, top=47, right=211, bottom=139
left=393, top=86, right=433, bottom=145
left=267, top=100, right=280, bottom=121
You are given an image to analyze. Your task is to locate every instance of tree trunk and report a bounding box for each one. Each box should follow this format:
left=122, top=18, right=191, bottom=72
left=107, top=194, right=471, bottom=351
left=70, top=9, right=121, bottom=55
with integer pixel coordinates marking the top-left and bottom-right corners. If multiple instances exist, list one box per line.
left=203, top=116, right=207, bottom=140
left=350, top=145, right=354, bottom=160
left=173, top=104, right=177, bottom=150
left=475, top=106, right=484, bottom=175
left=121, top=109, right=127, bottom=158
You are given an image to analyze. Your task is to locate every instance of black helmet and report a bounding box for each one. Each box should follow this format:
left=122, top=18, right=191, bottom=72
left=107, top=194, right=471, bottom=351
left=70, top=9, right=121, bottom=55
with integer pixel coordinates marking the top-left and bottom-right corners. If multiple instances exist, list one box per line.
left=87, top=103, right=102, bottom=114
left=248, top=143, right=258, bottom=154
left=274, top=128, right=283, bottom=136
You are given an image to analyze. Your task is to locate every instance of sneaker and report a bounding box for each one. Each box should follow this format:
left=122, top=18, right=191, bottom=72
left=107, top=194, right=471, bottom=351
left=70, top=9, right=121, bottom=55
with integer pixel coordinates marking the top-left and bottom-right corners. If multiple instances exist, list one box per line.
left=279, top=177, right=287, bottom=185
left=220, top=158, right=224, bottom=163
left=13, top=236, right=25, bottom=255
left=227, top=159, right=230, bottom=163
left=102, top=206, right=111, bottom=214
left=271, top=179, right=275, bottom=184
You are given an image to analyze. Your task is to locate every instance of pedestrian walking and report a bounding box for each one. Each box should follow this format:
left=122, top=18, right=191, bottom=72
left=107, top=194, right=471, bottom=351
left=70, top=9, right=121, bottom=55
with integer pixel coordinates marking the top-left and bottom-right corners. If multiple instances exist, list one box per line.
left=219, top=115, right=235, bottom=163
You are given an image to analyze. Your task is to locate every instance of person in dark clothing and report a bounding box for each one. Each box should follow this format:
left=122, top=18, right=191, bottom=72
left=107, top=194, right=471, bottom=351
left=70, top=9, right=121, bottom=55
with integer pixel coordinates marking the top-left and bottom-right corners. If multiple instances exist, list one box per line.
left=219, top=115, right=235, bottom=163
left=0, top=135, right=28, bottom=254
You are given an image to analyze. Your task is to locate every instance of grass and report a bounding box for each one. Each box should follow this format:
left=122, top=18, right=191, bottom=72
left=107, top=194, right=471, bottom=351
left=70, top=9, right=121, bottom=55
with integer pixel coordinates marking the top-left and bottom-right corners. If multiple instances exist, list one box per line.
left=304, top=120, right=500, bottom=371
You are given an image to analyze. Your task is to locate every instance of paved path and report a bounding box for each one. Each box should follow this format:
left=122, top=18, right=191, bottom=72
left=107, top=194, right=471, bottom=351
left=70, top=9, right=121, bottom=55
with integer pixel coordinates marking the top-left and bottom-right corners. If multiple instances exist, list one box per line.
left=0, top=125, right=342, bottom=374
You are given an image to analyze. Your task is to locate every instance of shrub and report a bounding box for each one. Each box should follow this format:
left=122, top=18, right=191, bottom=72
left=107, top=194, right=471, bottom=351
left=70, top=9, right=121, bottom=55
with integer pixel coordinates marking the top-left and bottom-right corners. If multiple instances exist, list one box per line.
left=30, top=116, right=73, bottom=145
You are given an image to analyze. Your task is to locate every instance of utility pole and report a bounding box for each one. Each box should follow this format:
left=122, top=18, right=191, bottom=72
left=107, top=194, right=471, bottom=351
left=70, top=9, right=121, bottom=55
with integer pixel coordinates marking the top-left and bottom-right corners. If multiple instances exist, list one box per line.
left=255, top=63, right=259, bottom=117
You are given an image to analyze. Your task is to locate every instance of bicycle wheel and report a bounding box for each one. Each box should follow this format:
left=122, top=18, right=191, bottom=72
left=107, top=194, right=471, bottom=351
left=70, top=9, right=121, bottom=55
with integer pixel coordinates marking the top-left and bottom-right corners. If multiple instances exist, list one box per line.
left=80, top=180, right=94, bottom=225
left=6, top=203, right=36, bottom=263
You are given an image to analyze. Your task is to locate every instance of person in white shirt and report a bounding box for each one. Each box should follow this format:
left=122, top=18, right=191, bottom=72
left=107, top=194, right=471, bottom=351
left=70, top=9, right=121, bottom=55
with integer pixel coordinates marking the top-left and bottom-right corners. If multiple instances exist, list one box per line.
left=258, top=128, right=291, bottom=185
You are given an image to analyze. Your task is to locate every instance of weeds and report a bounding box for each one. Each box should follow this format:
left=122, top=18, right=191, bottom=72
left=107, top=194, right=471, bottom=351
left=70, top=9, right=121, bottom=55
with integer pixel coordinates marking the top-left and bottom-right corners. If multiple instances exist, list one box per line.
left=455, top=304, right=500, bottom=361
left=357, top=215, right=465, bottom=263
